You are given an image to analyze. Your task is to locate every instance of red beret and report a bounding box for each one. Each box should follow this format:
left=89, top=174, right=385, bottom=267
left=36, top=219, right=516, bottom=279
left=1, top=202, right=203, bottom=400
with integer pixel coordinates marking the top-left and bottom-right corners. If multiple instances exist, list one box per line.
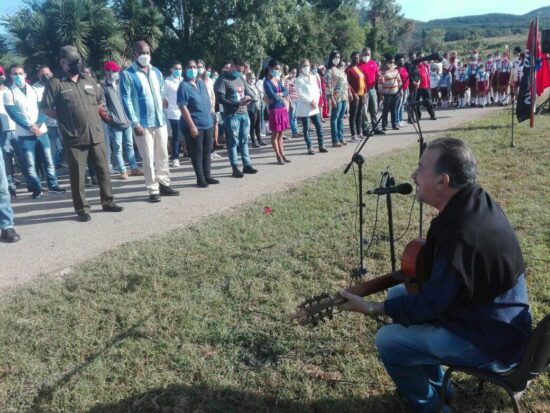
left=0, top=66, right=4, bottom=75
left=103, top=61, right=122, bottom=72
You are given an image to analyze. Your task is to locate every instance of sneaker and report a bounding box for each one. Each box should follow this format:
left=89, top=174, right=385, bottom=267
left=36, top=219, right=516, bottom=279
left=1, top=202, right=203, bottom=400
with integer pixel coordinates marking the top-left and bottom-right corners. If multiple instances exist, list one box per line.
left=197, top=179, right=209, bottom=188
left=332, top=142, right=343, bottom=148
left=258, top=139, right=267, bottom=146
left=307, top=146, right=315, bottom=155
left=102, top=203, right=124, bottom=212
left=119, top=172, right=129, bottom=180
left=159, top=184, right=180, bottom=196
left=373, top=129, right=386, bottom=135
left=172, top=159, right=180, bottom=167
left=350, top=135, right=357, bottom=142
left=341, top=140, right=348, bottom=146
left=0, top=228, right=21, bottom=243
left=319, top=146, right=328, bottom=153
left=252, top=141, right=261, bottom=148
left=130, top=168, right=144, bottom=176
left=76, top=212, right=92, bottom=222
left=49, top=186, right=66, bottom=194
left=232, top=166, right=244, bottom=178
left=205, top=177, right=220, bottom=184
left=31, top=191, right=42, bottom=199
left=392, top=125, right=399, bottom=130
left=148, top=194, right=161, bottom=203
left=243, top=165, right=258, bottom=174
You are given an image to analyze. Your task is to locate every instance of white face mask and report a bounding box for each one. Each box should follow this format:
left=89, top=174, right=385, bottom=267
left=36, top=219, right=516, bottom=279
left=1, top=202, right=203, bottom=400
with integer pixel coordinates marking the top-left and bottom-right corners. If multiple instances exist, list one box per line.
left=110, top=72, right=120, bottom=81
left=332, top=58, right=340, bottom=66
left=137, top=54, right=151, bottom=67
left=198, top=67, right=205, bottom=75
left=302, top=66, right=310, bottom=75
left=362, top=55, right=371, bottom=63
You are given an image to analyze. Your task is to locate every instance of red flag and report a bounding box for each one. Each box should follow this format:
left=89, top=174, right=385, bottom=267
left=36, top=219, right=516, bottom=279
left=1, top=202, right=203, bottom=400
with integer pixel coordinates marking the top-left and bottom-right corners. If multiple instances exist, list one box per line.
left=528, top=18, right=538, bottom=127
left=536, top=53, right=550, bottom=96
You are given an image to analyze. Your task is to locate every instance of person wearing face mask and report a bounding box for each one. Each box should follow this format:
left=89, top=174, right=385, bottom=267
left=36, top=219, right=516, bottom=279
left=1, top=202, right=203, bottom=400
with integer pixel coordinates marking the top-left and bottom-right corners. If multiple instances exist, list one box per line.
left=476, top=63, right=490, bottom=108
left=41, top=46, right=123, bottom=221
left=102, top=61, right=142, bottom=180
left=0, top=65, right=19, bottom=200
left=245, top=71, right=265, bottom=148
left=0, top=110, right=20, bottom=242
left=358, top=47, right=384, bottom=136
left=295, top=59, right=326, bottom=155
left=4, top=63, right=65, bottom=200
left=263, top=59, right=290, bottom=164
left=33, top=66, right=64, bottom=169
left=198, top=61, right=223, bottom=158
left=163, top=61, right=185, bottom=168
left=378, top=55, right=402, bottom=131
left=214, top=56, right=258, bottom=177
left=395, top=54, right=410, bottom=127
left=177, top=59, right=219, bottom=188
left=345, top=51, right=367, bottom=141
left=120, top=41, right=179, bottom=202
left=284, top=68, right=300, bottom=139
left=466, top=51, right=480, bottom=106
left=325, top=50, right=349, bottom=147
left=416, top=52, right=437, bottom=121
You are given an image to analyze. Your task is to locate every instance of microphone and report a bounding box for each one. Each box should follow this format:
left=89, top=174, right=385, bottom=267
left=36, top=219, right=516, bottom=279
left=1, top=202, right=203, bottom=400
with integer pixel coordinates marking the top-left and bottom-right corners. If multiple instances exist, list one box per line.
left=367, top=183, right=413, bottom=196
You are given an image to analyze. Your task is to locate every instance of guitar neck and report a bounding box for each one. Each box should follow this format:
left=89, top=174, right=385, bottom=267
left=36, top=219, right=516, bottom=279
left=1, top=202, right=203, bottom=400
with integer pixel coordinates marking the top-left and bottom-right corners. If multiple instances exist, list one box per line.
left=345, top=271, right=405, bottom=298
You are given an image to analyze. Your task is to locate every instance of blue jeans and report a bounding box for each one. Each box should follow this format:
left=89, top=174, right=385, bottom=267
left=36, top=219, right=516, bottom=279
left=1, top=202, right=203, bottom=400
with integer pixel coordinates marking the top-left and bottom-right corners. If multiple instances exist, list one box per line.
left=0, top=131, right=18, bottom=193
left=169, top=118, right=182, bottom=160
left=259, top=101, right=266, bottom=136
left=289, top=102, right=298, bottom=135
left=300, top=114, right=324, bottom=147
left=0, top=140, right=14, bottom=230
left=330, top=100, right=347, bottom=143
left=109, top=126, right=138, bottom=173
left=16, top=134, right=58, bottom=192
left=375, top=285, right=514, bottom=413
left=225, top=112, right=252, bottom=167
left=396, top=90, right=408, bottom=124
left=47, top=126, right=63, bottom=166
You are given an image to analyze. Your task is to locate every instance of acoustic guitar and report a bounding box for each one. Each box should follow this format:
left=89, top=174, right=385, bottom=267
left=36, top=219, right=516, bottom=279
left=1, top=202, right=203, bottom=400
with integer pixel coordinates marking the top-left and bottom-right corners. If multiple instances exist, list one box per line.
left=293, top=238, right=428, bottom=327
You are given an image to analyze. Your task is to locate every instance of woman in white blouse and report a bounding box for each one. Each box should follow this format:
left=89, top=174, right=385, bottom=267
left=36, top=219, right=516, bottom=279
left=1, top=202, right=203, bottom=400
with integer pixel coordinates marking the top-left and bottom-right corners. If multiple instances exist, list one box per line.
left=294, top=59, right=327, bottom=154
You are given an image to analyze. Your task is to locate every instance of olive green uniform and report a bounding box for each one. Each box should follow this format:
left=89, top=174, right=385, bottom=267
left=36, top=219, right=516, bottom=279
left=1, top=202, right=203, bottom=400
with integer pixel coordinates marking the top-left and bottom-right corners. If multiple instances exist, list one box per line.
left=42, top=75, right=116, bottom=214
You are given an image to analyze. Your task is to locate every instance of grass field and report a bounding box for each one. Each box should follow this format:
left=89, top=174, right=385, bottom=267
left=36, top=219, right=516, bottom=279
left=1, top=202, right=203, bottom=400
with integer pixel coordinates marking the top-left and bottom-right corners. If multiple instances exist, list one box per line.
left=0, top=109, right=549, bottom=412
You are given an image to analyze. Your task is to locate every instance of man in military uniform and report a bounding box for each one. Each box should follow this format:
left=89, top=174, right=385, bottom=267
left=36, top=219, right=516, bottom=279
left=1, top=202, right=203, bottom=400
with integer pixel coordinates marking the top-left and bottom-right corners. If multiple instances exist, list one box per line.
left=42, top=46, right=123, bottom=222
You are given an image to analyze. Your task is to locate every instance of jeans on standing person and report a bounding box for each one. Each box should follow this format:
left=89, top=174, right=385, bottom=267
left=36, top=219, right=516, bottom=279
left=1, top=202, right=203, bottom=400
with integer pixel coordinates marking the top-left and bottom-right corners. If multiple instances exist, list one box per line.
left=300, top=114, right=324, bottom=148
left=375, top=285, right=516, bottom=413
left=396, top=90, right=408, bottom=124
left=348, top=95, right=365, bottom=137
left=0, top=131, right=17, bottom=193
left=47, top=126, right=63, bottom=167
left=225, top=112, right=252, bottom=167
left=109, top=126, right=138, bottom=173
left=16, top=134, right=58, bottom=193
left=0, top=143, right=15, bottom=230
left=183, top=127, right=214, bottom=182
left=259, top=101, right=266, bottom=136
left=382, top=94, right=398, bottom=128
left=169, top=118, right=182, bottom=160
left=330, top=100, right=347, bottom=143
left=102, top=123, right=115, bottom=174
left=289, top=102, right=298, bottom=136
left=363, top=88, right=379, bottom=133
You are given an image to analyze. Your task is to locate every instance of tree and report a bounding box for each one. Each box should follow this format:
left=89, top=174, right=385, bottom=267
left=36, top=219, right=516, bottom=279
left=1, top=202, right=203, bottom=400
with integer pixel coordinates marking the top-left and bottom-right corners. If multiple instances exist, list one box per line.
left=0, top=35, right=10, bottom=62
left=361, top=0, right=404, bottom=56
left=423, top=28, right=445, bottom=53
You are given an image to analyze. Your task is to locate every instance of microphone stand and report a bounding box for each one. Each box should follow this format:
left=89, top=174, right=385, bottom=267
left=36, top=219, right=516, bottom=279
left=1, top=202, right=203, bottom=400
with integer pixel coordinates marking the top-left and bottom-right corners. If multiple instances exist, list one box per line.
left=384, top=173, right=397, bottom=271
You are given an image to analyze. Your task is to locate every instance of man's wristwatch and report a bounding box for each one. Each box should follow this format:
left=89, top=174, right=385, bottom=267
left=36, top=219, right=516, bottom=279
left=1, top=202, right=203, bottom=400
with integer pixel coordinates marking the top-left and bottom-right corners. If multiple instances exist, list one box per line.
left=366, top=301, right=374, bottom=315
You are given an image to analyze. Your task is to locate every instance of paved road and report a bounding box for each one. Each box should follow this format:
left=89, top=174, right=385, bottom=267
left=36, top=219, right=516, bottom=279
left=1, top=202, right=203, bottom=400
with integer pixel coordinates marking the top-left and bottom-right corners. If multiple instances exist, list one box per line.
left=1, top=106, right=502, bottom=291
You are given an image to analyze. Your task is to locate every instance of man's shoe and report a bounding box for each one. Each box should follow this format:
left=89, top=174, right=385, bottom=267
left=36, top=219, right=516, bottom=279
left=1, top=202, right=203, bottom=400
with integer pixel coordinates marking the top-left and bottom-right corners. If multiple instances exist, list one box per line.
left=392, top=125, right=400, bottom=130
left=130, top=168, right=144, bottom=176
left=205, top=177, right=220, bottom=184
left=307, top=146, right=315, bottom=155
left=257, top=139, right=267, bottom=146
left=172, top=159, right=180, bottom=167
left=8, top=187, right=16, bottom=199
left=332, top=142, right=342, bottom=148
left=159, top=184, right=180, bottom=196
left=373, top=129, right=386, bottom=135
left=341, top=140, right=348, bottom=146
left=0, top=228, right=21, bottom=243
left=148, top=194, right=161, bottom=203
left=31, top=191, right=42, bottom=199
left=91, top=177, right=98, bottom=185
left=243, top=165, right=258, bottom=174
left=77, top=212, right=92, bottom=222
left=49, top=186, right=66, bottom=194
left=319, top=146, right=328, bottom=153
left=430, top=114, right=437, bottom=120
left=197, top=179, right=209, bottom=188
left=119, top=172, right=129, bottom=180
left=232, top=166, right=244, bottom=177
left=102, top=203, right=124, bottom=212
left=252, top=141, right=261, bottom=148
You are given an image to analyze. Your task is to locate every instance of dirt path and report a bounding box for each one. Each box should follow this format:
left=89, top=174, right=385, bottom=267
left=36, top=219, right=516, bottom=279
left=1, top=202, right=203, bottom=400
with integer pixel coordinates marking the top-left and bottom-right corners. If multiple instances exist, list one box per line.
left=1, top=107, right=503, bottom=291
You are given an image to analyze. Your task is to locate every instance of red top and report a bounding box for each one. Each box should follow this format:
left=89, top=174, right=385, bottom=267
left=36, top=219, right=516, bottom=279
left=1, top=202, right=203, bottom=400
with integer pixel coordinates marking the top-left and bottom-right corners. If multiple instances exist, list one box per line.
left=418, top=62, right=430, bottom=89
left=398, top=66, right=409, bottom=91
left=345, top=65, right=366, bottom=96
left=358, top=60, right=379, bottom=89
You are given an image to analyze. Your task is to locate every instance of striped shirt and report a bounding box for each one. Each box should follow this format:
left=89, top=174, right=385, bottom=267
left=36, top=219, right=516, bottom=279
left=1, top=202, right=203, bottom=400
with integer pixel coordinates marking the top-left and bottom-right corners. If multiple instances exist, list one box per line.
left=378, top=68, right=402, bottom=94
left=120, top=62, right=165, bottom=128
left=284, top=78, right=298, bottom=102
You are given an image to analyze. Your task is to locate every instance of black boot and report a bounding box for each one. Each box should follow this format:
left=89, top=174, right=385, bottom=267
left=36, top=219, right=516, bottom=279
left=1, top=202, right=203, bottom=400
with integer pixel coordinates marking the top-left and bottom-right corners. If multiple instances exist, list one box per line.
left=232, top=166, right=244, bottom=178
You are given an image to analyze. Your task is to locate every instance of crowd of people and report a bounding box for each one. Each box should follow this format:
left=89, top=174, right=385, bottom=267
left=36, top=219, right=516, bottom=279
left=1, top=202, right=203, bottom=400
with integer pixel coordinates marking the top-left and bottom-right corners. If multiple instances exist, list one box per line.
left=0, top=42, right=528, bottom=243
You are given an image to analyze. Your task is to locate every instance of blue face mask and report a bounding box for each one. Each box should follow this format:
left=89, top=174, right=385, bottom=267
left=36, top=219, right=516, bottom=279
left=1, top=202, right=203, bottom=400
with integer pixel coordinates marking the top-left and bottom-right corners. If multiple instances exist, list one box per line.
left=206, top=70, right=212, bottom=78
left=232, top=70, right=241, bottom=78
left=172, top=69, right=182, bottom=78
left=271, top=70, right=280, bottom=79
left=13, top=74, right=25, bottom=87
left=311, top=67, right=318, bottom=75
left=186, top=68, right=197, bottom=79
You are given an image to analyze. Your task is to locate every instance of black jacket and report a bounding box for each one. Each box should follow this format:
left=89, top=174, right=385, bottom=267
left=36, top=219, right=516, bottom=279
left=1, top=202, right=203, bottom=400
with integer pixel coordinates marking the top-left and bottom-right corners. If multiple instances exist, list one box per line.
left=102, top=80, right=131, bottom=130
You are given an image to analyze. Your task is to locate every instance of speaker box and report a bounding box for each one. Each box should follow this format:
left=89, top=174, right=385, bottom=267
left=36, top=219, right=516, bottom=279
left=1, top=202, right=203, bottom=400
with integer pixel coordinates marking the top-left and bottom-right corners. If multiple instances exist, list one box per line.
left=542, top=29, right=550, bottom=54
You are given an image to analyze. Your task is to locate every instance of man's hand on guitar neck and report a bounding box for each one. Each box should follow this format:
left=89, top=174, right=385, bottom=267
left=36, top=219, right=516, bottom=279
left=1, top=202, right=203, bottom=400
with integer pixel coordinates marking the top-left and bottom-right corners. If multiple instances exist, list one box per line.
left=337, top=290, right=386, bottom=316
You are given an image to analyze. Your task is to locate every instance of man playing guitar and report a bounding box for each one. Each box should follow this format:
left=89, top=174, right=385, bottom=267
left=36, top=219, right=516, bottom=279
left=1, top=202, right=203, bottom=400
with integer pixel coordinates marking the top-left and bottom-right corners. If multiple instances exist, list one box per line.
left=338, top=138, right=532, bottom=413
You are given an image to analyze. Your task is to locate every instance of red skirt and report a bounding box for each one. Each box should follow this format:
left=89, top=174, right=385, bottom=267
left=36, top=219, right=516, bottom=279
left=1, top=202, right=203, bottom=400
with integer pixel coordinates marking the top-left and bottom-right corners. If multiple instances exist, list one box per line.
left=477, top=80, right=489, bottom=94
left=494, top=72, right=511, bottom=89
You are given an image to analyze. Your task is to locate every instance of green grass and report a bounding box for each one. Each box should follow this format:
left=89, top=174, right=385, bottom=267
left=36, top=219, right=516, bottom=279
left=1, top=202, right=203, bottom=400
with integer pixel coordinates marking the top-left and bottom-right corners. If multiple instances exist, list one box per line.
left=1, top=110, right=549, bottom=412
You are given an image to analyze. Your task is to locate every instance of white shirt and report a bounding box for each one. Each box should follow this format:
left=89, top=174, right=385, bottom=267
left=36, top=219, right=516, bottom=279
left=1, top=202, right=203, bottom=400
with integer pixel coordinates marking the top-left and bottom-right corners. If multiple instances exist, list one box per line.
left=0, top=88, right=16, bottom=132
left=3, top=84, right=47, bottom=137
left=295, top=74, right=321, bottom=118
left=163, top=74, right=183, bottom=120
left=33, top=81, right=58, bottom=127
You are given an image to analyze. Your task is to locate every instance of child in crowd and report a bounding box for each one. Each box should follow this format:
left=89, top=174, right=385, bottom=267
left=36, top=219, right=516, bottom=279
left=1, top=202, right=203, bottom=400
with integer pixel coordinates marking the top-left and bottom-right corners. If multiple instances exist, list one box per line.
left=438, top=65, right=452, bottom=108
left=476, top=64, right=491, bottom=108
left=430, top=65, right=440, bottom=105
left=455, top=65, right=469, bottom=108
left=378, top=54, right=402, bottom=131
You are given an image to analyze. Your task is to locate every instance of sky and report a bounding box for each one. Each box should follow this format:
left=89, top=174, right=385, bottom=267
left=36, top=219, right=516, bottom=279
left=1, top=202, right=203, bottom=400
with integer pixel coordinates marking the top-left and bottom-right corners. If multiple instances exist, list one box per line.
left=0, top=0, right=548, bottom=22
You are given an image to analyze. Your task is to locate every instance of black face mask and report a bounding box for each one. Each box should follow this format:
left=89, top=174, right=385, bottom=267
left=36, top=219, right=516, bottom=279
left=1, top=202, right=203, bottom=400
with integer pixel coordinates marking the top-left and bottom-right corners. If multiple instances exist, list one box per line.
left=0, top=75, right=5, bottom=85
left=351, top=57, right=359, bottom=65
left=40, top=75, right=52, bottom=83
left=66, top=60, right=82, bottom=76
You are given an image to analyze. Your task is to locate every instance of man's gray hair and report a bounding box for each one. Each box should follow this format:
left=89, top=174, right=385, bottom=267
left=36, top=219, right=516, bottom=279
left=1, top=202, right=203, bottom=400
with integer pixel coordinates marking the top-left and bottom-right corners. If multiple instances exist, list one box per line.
left=427, top=137, right=477, bottom=188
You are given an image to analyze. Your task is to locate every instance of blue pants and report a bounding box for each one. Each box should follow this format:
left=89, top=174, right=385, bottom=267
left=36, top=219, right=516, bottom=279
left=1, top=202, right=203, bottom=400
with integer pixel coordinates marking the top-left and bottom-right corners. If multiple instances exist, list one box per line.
left=0, top=131, right=18, bottom=193
left=47, top=126, right=63, bottom=166
left=0, top=138, right=15, bottom=230
left=169, top=118, right=183, bottom=160
left=289, top=102, right=298, bottom=135
left=330, top=100, right=347, bottom=143
left=224, top=113, right=252, bottom=167
left=300, top=113, right=324, bottom=147
left=109, top=126, right=138, bottom=173
left=16, top=134, right=58, bottom=192
left=375, top=285, right=514, bottom=413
